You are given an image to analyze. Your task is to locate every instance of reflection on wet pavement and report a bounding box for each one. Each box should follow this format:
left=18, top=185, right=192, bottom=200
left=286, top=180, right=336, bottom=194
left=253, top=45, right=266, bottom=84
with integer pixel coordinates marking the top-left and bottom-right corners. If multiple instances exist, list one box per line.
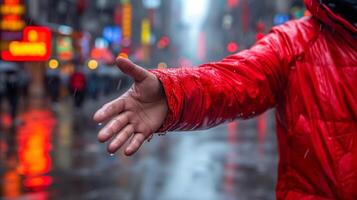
left=1, top=97, right=277, bottom=200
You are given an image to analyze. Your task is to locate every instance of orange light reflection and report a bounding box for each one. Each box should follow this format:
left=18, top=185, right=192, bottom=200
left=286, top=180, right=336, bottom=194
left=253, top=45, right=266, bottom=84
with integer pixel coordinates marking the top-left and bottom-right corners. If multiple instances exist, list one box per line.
left=16, top=109, right=56, bottom=190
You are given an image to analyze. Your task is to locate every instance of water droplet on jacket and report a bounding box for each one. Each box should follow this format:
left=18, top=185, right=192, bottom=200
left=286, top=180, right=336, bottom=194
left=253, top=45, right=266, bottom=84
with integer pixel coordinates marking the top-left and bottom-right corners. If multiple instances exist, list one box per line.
left=304, top=149, right=310, bottom=159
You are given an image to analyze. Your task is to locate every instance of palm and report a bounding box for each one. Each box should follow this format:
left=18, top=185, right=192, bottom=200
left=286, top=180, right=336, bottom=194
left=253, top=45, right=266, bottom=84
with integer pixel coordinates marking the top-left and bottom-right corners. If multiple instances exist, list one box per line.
left=94, top=58, right=167, bottom=156
left=122, top=80, right=167, bottom=134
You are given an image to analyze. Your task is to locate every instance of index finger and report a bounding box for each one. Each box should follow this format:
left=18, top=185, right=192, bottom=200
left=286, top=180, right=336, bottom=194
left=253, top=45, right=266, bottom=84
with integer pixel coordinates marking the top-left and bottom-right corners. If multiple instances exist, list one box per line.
left=93, top=98, right=125, bottom=123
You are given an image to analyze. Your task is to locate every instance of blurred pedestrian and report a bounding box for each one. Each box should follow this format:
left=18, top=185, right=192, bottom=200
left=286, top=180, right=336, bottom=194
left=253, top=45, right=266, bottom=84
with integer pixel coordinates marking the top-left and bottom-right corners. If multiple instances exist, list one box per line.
left=18, top=69, right=30, bottom=108
left=5, top=70, right=20, bottom=121
left=87, top=72, right=100, bottom=100
left=95, top=0, right=357, bottom=199
left=0, top=72, right=5, bottom=113
left=69, top=69, right=86, bottom=108
left=45, top=68, right=61, bottom=103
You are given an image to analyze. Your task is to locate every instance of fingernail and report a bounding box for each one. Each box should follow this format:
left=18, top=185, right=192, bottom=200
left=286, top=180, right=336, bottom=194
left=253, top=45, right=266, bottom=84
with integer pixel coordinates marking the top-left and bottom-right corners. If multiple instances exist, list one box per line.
left=126, top=147, right=133, bottom=154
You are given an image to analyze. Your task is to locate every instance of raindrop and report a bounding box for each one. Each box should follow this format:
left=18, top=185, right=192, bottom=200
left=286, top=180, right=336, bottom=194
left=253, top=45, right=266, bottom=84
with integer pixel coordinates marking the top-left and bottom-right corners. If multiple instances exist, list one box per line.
left=98, top=123, right=103, bottom=126
left=304, top=149, right=310, bottom=159
left=109, top=153, right=114, bottom=157
left=116, top=80, right=122, bottom=90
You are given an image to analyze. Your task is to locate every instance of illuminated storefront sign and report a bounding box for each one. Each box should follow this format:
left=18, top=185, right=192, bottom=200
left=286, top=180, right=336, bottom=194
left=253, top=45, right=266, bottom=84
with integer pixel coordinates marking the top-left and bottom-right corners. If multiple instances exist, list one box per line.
left=122, top=3, right=132, bottom=43
left=0, top=3, right=25, bottom=15
left=56, top=36, right=73, bottom=61
left=141, top=18, right=151, bottom=45
left=103, top=26, right=121, bottom=44
left=90, top=47, right=114, bottom=64
left=0, top=0, right=26, bottom=31
left=1, top=26, right=52, bottom=61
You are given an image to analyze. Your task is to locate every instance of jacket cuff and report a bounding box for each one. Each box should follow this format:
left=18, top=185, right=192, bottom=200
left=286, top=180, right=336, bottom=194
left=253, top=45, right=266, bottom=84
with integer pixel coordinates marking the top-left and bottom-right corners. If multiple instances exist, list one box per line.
left=150, top=69, right=180, bottom=133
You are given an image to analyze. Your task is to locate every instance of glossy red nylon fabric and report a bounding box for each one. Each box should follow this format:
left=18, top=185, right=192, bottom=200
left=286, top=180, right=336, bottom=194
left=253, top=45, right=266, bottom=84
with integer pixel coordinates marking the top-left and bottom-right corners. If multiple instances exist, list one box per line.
left=151, top=0, right=357, bottom=199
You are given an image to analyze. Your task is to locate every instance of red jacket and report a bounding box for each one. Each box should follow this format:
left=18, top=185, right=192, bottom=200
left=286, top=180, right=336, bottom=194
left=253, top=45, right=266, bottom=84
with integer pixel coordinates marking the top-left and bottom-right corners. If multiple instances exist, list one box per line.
left=151, top=0, right=357, bottom=199
left=153, top=0, right=357, bottom=200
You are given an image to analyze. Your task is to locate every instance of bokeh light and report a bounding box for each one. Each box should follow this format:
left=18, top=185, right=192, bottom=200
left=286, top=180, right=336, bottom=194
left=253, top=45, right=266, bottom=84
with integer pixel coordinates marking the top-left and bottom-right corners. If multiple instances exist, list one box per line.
left=48, top=59, right=59, bottom=69
left=87, top=59, right=98, bottom=70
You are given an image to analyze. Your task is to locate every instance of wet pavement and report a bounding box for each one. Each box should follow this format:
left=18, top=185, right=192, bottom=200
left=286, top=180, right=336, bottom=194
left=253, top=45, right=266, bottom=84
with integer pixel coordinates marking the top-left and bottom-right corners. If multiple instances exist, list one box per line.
left=0, top=95, right=278, bottom=200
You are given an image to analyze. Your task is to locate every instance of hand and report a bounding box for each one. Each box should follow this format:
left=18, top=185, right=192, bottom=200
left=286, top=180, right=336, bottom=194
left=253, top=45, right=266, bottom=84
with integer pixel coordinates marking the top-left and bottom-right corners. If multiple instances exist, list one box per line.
left=93, top=57, right=168, bottom=156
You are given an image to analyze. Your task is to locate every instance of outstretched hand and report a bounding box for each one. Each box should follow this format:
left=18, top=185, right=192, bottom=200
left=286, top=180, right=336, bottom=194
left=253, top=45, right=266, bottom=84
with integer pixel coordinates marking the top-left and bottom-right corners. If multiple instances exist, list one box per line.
left=93, top=57, right=168, bottom=156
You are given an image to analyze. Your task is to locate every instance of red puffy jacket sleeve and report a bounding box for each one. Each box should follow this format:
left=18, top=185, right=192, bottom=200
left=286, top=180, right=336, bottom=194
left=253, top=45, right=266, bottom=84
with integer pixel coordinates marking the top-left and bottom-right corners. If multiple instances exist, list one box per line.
left=151, top=28, right=293, bottom=132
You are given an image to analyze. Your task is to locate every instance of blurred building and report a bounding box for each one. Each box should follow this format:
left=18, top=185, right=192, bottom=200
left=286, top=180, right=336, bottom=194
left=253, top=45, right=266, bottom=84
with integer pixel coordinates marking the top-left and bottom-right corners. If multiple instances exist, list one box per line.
left=0, top=0, right=307, bottom=97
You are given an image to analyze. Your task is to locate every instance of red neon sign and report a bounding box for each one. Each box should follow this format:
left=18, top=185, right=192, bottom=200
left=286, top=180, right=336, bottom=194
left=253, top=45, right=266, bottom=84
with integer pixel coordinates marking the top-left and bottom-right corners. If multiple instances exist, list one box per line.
left=1, top=26, right=51, bottom=61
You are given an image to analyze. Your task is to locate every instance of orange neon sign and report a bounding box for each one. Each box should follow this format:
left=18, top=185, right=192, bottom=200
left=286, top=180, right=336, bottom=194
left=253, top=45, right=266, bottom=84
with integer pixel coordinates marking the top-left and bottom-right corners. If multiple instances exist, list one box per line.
left=0, top=4, right=25, bottom=15
left=1, top=26, right=52, bottom=61
left=0, top=0, right=25, bottom=31
left=122, top=3, right=132, bottom=41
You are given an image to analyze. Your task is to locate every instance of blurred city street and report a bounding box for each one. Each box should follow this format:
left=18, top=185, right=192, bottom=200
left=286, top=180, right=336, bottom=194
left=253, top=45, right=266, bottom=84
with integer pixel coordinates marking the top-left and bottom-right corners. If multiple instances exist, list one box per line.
left=0, top=0, right=308, bottom=199
left=0, top=93, right=278, bottom=200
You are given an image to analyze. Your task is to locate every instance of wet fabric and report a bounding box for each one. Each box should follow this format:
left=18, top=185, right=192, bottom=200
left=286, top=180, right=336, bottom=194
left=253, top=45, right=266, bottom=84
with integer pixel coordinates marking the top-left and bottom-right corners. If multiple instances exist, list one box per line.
left=151, top=0, right=357, bottom=199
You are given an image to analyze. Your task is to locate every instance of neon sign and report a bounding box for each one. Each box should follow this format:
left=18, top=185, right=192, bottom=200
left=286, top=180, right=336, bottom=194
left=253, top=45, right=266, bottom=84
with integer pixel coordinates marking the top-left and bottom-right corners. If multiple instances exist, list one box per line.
left=122, top=3, right=132, bottom=42
left=0, top=0, right=26, bottom=31
left=56, top=36, right=73, bottom=61
left=1, top=26, right=52, bottom=61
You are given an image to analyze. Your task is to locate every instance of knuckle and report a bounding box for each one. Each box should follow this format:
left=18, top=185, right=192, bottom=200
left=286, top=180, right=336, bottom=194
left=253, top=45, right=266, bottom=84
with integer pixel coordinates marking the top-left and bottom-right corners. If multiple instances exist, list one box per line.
left=112, top=118, right=123, bottom=129
left=127, top=125, right=134, bottom=133
left=123, top=129, right=132, bottom=138
left=115, top=138, right=124, bottom=146
left=107, top=104, right=116, bottom=111
left=133, top=138, right=143, bottom=147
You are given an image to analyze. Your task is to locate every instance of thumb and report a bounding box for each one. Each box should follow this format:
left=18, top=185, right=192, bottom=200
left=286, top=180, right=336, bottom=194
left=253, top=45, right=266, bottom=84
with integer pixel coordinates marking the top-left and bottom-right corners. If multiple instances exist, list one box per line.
left=116, top=57, right=148, bottom=82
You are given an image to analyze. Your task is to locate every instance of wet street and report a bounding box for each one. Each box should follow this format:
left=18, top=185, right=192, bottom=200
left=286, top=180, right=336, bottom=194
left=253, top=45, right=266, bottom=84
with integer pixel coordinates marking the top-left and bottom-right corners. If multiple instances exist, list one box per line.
left=0, top=95, right=278, bottom=200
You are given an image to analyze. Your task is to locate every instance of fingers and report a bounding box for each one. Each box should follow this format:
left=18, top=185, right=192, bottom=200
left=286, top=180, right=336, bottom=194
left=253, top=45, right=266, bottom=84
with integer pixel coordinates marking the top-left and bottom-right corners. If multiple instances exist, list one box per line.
left=124, top=133, right=148, bottom=156
left=107, top=124, right=134, bottom=153
left=116, top=57, right=149, bottom=82
left=93, top=98, right=125, bottom=123
left=97, top=112, right=129, bottom=143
